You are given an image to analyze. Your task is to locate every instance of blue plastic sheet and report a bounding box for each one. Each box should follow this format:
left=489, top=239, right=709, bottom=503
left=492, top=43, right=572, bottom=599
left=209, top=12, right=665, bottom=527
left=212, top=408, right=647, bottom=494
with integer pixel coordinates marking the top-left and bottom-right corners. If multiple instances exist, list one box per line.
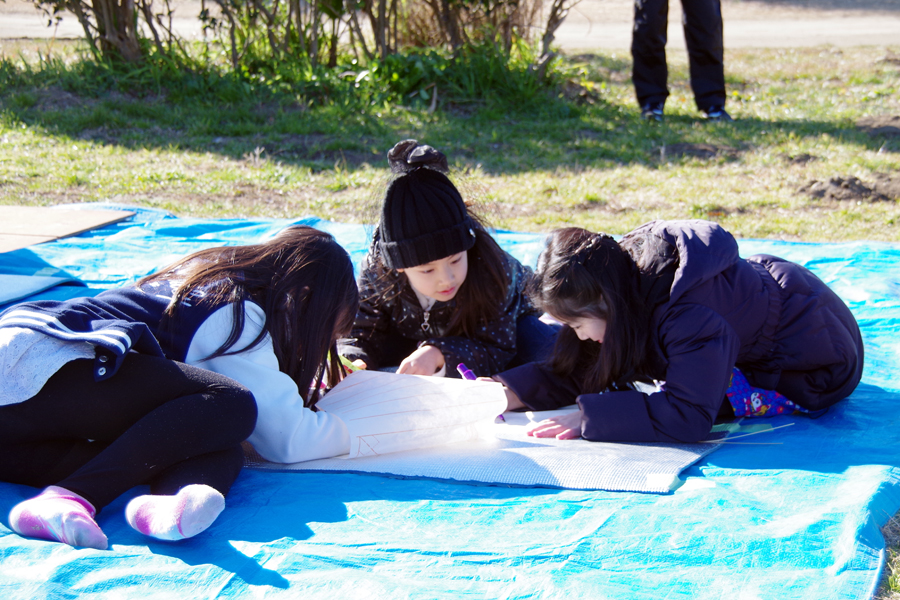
left=1, top=205, right=898, bottom=599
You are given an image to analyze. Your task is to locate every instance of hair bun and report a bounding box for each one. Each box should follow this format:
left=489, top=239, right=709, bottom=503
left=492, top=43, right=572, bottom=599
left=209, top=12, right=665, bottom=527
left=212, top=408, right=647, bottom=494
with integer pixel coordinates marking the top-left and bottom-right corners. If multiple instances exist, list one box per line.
left=387, top=139, right=449, bottom=174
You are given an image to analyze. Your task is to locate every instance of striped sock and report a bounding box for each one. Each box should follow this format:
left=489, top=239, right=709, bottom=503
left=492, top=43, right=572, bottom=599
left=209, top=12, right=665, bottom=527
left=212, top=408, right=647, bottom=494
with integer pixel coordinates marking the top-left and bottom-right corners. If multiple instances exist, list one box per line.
left=125, top=484, right=225, bottom=541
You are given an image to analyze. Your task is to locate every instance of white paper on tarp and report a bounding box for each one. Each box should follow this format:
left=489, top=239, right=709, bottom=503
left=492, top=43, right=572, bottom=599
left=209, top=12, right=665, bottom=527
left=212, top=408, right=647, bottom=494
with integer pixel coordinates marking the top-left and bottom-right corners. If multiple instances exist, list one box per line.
left=245, top=401, right=731, bottom=493
left=315, top=370, right=508, bottom=458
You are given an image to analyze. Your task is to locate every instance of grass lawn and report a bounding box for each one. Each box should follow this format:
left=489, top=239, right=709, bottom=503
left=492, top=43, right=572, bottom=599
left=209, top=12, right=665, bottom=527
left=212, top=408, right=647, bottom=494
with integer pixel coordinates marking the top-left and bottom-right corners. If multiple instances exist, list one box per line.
left=1, top=39, right=898, bottom=241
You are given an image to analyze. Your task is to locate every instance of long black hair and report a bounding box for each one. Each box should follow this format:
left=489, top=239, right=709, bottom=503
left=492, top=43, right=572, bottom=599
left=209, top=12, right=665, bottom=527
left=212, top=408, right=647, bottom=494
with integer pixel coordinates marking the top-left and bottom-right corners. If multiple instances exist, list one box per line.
left=531, top=227, right=653, bottom=393
left=139, top=226, right=359, bottom=408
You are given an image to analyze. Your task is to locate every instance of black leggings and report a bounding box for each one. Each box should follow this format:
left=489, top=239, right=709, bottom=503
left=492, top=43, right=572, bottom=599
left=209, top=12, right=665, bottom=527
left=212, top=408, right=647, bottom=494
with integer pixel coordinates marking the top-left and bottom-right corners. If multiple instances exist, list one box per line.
left=0, top=353, right=257, bottom=512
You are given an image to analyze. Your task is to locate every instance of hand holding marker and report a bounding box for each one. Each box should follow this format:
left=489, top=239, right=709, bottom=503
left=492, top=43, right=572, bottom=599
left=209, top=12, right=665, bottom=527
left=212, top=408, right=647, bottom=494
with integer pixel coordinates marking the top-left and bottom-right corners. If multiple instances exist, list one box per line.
left=457, top=363, right=505, bottom=422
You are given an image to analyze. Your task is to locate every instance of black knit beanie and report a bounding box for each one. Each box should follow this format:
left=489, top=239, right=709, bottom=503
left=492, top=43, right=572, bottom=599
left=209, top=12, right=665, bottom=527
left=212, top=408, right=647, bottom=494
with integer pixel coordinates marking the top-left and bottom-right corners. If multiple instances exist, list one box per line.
left=376, top=140, right=476, bottom=269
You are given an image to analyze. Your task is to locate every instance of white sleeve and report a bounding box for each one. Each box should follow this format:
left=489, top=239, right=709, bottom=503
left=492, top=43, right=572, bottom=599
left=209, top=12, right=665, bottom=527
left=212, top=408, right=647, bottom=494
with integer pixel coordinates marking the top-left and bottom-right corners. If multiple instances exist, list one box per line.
left=185, top=301, right=350, bottom=463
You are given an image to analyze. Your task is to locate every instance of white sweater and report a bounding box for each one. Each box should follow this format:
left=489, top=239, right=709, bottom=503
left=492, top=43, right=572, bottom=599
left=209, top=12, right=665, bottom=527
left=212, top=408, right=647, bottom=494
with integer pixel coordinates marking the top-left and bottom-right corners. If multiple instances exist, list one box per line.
left=183, top=301, right=351, bottom=463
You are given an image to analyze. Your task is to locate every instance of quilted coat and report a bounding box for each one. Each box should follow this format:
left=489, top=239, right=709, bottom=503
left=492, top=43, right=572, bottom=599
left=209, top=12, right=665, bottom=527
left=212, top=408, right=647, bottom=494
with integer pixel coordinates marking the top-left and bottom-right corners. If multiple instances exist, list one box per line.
left=339, top=251, right=540, bottom=377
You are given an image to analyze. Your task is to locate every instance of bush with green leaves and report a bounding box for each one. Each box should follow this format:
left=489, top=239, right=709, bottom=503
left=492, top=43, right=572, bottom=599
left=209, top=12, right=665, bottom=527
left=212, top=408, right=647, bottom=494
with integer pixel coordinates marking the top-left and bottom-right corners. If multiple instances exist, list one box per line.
left=0, top=30, right=568, bottom=118
left=27, top=0, right=578, bottom=78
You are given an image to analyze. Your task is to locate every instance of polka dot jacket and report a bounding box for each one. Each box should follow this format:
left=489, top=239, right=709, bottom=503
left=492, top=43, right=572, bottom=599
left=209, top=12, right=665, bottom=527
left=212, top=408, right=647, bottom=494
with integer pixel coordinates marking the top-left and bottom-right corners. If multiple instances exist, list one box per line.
left=338, top=251, right=539, bottom=377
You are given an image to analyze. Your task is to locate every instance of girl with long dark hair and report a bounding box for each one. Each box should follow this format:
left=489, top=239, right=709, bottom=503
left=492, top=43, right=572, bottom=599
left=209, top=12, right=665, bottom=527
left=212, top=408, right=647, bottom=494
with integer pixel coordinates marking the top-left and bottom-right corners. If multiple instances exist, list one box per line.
left=0, top=226, right=358, bottom=549
left=493, top=221, right=864, bottom=443
left=339, top=139, right=557, bottom=378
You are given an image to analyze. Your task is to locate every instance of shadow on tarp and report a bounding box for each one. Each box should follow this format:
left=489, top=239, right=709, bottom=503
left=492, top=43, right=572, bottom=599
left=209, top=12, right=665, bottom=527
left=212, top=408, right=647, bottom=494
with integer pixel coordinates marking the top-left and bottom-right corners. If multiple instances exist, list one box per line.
left=691, top=383, right=900, bottom=474
left=0, top=240, right=96, bottom=309
left=0, top=470, right=564, bottom=594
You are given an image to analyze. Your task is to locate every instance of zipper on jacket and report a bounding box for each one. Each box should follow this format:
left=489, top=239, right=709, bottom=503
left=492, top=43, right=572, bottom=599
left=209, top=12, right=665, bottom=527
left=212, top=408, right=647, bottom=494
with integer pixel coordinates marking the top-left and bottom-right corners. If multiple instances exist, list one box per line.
left=421, top=310, right=431, bottom=332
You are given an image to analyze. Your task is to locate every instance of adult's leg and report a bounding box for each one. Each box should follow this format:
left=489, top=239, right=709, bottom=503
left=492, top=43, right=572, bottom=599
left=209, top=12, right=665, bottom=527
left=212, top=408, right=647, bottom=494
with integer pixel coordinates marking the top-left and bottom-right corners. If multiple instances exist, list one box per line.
left=0, top=354, right=256, bottom=511
left=681, top=0, right=726, bottom=111
left=632, top=0, right=671, bottom=108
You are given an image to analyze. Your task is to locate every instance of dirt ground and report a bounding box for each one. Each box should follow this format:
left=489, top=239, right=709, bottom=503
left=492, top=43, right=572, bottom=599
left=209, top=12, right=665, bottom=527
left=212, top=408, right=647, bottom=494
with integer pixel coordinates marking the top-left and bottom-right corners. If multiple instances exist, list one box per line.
left=1, top=0, right=899, bottom=49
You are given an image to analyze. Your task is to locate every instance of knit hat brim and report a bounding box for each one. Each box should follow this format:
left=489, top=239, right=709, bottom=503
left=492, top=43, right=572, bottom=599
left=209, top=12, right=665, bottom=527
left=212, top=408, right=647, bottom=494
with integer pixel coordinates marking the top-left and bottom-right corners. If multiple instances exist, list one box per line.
left=378, top=218, right=476, bottom=269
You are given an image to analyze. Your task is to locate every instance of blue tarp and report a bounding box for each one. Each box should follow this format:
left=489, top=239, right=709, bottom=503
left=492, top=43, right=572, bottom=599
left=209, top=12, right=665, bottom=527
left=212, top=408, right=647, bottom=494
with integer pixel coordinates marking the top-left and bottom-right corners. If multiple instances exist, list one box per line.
left=1, top=205, right=899, bottom=599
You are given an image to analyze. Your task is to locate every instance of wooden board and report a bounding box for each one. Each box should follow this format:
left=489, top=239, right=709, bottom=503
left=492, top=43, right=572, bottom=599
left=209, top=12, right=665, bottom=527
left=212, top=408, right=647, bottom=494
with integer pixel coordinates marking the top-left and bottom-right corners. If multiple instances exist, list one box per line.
left=0, top=234, right=58, bottom=254
left=0, top=206, right=135, bottom=253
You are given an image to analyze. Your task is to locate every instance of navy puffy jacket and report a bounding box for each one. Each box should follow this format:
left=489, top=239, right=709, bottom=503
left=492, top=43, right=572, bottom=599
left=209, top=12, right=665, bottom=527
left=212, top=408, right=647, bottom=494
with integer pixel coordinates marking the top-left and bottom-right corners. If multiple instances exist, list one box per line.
left=495, top=220, right=864, bottom=443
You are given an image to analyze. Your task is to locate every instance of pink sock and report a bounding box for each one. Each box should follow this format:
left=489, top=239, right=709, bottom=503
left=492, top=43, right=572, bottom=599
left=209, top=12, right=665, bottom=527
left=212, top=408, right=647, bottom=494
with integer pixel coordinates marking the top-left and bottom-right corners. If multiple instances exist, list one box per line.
left=8, top=486, right=108, bottom=550
left=125, top=484, right=225, bottom=541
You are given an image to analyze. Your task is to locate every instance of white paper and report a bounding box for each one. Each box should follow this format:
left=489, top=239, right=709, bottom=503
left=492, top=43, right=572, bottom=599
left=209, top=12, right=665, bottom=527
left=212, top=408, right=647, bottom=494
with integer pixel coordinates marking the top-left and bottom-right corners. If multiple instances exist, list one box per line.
left=316, top=370, right=508, bottom=458
left=245, top=402, right=727, bottom=493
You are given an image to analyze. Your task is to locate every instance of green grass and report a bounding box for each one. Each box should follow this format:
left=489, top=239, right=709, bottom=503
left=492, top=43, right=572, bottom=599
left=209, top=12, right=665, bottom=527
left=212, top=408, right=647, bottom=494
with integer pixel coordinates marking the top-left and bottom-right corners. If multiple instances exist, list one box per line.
left=1, top=40, right=898, bottom=240
left=878, top=514, right=900, bottom=600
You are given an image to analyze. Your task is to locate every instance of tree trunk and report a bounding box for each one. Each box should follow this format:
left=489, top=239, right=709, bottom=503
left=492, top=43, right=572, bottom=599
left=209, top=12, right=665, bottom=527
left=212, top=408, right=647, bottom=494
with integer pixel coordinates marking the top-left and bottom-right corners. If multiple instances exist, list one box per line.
left=93, top=0, right=143, bottom=61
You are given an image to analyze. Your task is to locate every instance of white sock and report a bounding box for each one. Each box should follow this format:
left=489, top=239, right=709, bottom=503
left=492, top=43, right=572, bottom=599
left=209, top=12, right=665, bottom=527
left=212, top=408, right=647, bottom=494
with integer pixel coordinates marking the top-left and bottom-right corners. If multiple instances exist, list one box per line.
left=125, top=484, right=225, bottom=541
left=8, top=486, right=108, bottom=550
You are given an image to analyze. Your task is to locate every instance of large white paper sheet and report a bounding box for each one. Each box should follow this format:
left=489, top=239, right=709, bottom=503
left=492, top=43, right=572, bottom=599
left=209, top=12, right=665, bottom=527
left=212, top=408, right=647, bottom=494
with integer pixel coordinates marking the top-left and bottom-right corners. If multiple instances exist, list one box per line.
left=246, top=402, right=732, bottom=493
left=315, top=370, right=508, bottom=458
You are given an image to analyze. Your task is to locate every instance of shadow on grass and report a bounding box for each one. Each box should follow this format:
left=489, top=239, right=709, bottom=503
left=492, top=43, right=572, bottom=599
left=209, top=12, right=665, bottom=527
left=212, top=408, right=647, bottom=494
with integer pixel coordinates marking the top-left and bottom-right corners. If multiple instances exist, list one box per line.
left=0, top=72, right=896, bottom=176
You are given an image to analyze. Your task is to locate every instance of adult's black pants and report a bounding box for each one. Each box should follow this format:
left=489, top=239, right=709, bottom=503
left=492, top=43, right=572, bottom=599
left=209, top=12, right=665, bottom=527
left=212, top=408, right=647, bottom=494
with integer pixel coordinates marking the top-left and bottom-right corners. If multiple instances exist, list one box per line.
left=631, top=0, right=726, bottom=110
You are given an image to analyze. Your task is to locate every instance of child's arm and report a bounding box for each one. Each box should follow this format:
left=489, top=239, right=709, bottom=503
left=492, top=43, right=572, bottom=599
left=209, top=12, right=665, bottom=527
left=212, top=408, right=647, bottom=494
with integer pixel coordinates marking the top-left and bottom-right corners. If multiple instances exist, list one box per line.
left=477, top=375, right=525, bottom=411
left=486, top=368, right=584, bottom=440
left=492, top=362, right=582, bottom=411
left=575, top=304, right=738, bottom=443
left=186, top=302, right=351, bottom=463
left=495, top=305, right=738, bottom=443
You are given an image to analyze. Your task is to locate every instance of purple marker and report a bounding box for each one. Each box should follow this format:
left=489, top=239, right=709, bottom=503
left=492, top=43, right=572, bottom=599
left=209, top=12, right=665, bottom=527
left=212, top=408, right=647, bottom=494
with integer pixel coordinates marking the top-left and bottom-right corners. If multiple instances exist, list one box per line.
left=457, top=363, right=477, bottom=380
left=459, top=363, right=506, bottom=422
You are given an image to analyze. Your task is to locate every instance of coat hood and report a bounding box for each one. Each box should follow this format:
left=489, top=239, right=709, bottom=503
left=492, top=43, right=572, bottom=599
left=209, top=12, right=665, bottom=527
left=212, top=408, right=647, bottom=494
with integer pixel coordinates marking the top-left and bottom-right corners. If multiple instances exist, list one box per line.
left=622, top=220, right=740, bottom=305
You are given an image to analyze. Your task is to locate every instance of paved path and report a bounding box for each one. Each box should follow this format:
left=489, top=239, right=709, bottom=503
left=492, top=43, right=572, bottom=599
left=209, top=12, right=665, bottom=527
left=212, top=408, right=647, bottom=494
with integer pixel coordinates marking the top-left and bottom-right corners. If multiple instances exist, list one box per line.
left=1, top=0, right=899, bottom=49
left=555, top=12, right=900, bottom=49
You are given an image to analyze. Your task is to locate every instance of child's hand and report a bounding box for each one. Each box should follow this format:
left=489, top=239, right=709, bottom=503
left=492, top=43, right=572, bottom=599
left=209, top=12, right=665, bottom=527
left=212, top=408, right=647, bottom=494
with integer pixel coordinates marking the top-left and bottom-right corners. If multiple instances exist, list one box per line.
left=352, top=359, right=367, bottom=370
left=526, top=409, right=583, bottom=440
left=397, top=345, right=445, bottom=376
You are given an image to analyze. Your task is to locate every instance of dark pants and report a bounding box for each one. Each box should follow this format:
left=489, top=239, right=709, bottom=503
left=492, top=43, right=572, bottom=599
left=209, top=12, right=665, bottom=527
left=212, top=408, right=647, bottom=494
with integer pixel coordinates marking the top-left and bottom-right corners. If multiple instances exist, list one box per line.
left=631, top=0, right=726, bottom=111
left=0, top=354, right=257, bottom=511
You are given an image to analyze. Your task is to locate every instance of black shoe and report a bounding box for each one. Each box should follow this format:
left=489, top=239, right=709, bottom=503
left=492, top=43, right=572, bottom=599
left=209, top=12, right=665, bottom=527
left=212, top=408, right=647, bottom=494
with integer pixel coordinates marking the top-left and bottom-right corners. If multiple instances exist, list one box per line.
left=640, top=103, right=664, bottom=122
left=704, top=106, right=733, bottom=122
